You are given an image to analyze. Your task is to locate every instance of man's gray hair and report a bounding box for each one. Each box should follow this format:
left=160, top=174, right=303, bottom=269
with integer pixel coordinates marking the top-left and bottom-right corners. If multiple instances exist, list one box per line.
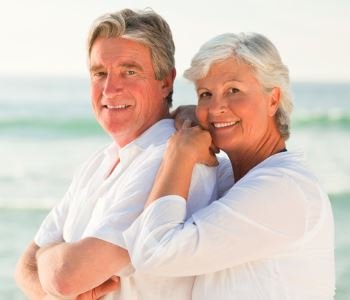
left=87, top=8, right=175, bottom=105
left=184, top=33, right=293, bottom=140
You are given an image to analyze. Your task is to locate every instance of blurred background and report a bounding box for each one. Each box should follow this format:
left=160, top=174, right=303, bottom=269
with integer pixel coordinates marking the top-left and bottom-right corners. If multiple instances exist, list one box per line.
left=0, top=0, right=349, bottom=298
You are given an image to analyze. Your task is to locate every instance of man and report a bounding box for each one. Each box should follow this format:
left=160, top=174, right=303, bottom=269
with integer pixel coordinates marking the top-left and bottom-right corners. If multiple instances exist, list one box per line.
left=15, top=8, right=217, bottom=299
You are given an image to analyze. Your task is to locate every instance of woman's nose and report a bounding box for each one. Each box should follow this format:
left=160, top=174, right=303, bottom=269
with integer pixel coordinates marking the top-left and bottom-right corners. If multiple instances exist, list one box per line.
left=209, top=95, right=228, bottom=115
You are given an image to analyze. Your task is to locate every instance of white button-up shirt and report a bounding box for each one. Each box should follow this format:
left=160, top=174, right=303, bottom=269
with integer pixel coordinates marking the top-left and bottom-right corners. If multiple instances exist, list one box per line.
left=34, top=119, right=225, bottom=300
left=124, top=151, right=335, bottom=299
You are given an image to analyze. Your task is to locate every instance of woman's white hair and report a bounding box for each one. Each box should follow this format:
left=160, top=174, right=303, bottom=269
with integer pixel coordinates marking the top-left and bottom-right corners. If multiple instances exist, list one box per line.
left=184, top=32, right=293, bottom=140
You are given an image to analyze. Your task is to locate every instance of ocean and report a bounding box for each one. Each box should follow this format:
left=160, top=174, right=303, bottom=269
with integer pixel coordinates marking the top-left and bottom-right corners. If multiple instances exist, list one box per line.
left=0, top=77, right=349, bottom=299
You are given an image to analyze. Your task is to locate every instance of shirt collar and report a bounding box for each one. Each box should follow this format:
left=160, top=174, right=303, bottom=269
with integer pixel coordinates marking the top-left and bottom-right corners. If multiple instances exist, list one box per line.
left=104, top=118, right=175, bottom=160
left=132, top=118, right=175, bottom=150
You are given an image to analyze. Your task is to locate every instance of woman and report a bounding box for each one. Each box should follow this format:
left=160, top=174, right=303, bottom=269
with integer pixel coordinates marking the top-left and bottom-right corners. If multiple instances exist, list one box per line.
left=123, top=33, right=335, bottom=299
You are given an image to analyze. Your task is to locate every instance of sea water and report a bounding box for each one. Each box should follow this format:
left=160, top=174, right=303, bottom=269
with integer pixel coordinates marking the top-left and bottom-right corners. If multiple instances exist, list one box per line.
left=0, top=77, right=349, bottom=299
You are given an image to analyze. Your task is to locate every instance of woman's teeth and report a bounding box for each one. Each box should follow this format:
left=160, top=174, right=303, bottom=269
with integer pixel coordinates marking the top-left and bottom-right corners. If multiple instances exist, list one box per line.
left=213, top=121, right=239, bottom=128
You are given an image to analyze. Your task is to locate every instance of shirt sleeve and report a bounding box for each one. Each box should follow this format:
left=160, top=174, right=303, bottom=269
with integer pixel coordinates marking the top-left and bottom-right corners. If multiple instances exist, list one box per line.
left=34, top=152, right=98, bottom=247
left=123, top=169, right=308, bottom=276
left=34, top=183, right=73, bottom=247
left=216, top=154, right=235, bottom=197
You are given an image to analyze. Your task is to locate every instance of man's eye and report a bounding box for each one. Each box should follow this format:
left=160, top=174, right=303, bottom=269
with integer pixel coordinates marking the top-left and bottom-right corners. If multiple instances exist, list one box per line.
left=93, top=71, right=107, bottom=78
left=126, top=70, right=136, bottom=76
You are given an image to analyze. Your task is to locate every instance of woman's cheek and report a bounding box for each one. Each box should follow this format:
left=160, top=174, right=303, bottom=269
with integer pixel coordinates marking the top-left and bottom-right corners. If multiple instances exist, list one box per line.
left=196, top=105, right=209, bottom=128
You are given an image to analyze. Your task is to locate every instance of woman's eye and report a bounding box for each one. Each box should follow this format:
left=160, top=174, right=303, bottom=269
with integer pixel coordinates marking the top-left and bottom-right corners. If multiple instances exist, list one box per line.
left=229, top=88, right=240, bottom=94
left=199, top=91, right=212, bottom=99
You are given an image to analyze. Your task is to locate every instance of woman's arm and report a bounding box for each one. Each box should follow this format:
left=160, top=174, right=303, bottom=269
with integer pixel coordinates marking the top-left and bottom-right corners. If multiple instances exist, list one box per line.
left=124, top=138, right=307, bottom=277
left=147, top=122, right=218, bottom=207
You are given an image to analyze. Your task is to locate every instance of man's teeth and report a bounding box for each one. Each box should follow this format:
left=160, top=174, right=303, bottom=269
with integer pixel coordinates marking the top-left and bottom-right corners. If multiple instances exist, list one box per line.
left=213, top=121, right=239, bottom=128
left=106, top=104, right=129, bottom=109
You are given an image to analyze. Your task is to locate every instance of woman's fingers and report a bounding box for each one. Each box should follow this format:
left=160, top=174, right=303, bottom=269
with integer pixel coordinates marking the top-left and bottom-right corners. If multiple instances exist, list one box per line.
left=171, top=105, right=197, bottom=130
left=210, top=143, right=220, bottom=154
left=182, top=119, right=193, bottom=129
left=203, top=153, right=219, bottom=167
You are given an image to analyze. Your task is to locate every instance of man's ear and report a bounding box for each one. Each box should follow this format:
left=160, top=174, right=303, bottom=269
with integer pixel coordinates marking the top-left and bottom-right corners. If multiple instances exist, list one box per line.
left=161, top=68, right=176, bottom=98
left=268, top=87, right=281, bottom=116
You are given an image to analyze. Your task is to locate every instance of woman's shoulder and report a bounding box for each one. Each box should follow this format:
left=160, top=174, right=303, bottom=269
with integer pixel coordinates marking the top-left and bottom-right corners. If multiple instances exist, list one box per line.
left=240, top=150, right=326, bottom=202
left=252, top=150, right=316, bottom=180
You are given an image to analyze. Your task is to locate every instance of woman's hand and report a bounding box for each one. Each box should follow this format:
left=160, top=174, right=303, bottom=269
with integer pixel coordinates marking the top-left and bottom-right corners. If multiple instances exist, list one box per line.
left=168, top=120, right=218, bottom=167
left=146, top=121, right=218, bottom=205
left=171, top=105, right=198, bottom=130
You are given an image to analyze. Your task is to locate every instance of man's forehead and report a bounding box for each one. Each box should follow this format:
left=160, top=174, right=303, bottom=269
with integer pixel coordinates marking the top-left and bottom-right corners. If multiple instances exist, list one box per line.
left=89, top=60, right=144, bottom=72
left=91, top=37, right=149, bottom=55
left=89, top=37, right=152, bottom=67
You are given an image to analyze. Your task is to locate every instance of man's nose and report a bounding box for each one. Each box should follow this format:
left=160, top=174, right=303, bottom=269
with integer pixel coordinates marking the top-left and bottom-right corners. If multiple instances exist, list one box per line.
left=103, top=73, right=123, bottom=97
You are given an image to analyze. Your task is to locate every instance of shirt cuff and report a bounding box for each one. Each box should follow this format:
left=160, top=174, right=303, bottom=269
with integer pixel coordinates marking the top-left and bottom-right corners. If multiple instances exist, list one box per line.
left=83, top=227, right=127, bottom=249
left=34, top=227, right=64, bottom=247
left=123, top=195, right=187, bottom=253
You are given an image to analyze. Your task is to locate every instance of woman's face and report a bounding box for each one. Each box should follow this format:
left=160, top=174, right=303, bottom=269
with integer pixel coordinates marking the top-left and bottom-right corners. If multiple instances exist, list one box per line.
left=195, top=58, right=280, bottom=154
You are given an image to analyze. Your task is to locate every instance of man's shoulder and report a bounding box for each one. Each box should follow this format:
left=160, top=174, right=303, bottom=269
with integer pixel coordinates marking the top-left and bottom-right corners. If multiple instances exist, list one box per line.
left=134, top=119, right=175, bottom=150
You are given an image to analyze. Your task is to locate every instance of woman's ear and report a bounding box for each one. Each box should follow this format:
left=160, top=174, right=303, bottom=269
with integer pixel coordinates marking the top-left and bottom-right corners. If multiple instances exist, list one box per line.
left=268, top=87, right=281, bottom=116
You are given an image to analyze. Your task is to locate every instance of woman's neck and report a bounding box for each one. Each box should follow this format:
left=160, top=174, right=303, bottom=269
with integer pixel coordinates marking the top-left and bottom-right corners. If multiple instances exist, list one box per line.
left=227, top=132, right=286, bottom=182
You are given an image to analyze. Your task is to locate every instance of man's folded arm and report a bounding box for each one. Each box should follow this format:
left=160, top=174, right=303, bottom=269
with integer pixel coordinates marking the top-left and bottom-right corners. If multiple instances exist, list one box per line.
left=36, top=237, right=130, bottom=298
left=15, top=241, right=56, bottom=299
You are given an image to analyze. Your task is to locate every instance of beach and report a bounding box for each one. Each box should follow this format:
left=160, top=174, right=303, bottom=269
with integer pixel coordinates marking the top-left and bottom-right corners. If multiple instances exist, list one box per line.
left=1, top=77, right=349, bottom=298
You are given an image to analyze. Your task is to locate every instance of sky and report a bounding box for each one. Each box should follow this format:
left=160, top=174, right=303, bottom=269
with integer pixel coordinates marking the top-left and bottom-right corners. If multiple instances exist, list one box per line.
left=0, top=0, right=349, bottom=82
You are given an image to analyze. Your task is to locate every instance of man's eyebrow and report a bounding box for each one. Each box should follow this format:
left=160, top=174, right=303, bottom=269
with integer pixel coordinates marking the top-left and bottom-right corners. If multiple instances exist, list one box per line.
left=89, top=62, right=144, bottom=73
left=120, top=62, right=144, bottom=71
left=89, top=64, right=104, bottom=73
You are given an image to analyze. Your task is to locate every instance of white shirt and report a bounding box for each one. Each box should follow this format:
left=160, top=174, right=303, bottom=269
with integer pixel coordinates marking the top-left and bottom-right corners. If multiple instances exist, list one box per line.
left=34, top=119, right=222, bottom=300
left=124, top=151, right=335, bottom=299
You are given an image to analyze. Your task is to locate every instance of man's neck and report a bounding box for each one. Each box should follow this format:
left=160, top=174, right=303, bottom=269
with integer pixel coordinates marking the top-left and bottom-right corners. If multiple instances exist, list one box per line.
left=113, top=112, right=171, bottom=148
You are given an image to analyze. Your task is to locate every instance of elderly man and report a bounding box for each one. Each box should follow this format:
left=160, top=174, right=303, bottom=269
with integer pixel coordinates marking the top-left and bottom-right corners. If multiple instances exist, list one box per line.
left=15, top=8, right=219, bottom=300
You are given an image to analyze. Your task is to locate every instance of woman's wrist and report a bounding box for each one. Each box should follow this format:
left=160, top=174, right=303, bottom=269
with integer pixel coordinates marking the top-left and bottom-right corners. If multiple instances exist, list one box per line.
left=146, top=147, right=196, bottom=205
left=165, top=143, right=198, bottom=166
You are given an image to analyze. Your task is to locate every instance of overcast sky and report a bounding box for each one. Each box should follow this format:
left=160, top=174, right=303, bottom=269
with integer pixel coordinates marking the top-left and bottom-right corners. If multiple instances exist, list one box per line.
left=1, top=0, right=349, bottom=82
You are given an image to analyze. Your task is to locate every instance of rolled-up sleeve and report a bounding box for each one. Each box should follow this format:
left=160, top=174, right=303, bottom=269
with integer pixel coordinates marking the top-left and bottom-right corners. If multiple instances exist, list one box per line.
left=123, top=170, right=307, bottom=277
left=34, top=189, right=71, bottom=247
left=34, top=162, right=86, bottom=247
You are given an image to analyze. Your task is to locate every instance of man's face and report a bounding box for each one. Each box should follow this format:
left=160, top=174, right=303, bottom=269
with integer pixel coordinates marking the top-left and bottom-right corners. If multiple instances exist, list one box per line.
left=89, top=37, right=171, bottom=147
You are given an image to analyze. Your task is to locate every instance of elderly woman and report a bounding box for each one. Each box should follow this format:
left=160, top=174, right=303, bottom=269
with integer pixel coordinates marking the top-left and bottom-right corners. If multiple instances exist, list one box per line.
left=123, top=33, right=335, bottom=299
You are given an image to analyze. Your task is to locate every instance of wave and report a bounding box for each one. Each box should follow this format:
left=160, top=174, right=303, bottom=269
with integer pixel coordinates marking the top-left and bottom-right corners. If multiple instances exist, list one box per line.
left=0, top=117, right=104, bottom=137
left=292, top=113, right=350, bottom=128
left=1, top=112, right=350, bottom=137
